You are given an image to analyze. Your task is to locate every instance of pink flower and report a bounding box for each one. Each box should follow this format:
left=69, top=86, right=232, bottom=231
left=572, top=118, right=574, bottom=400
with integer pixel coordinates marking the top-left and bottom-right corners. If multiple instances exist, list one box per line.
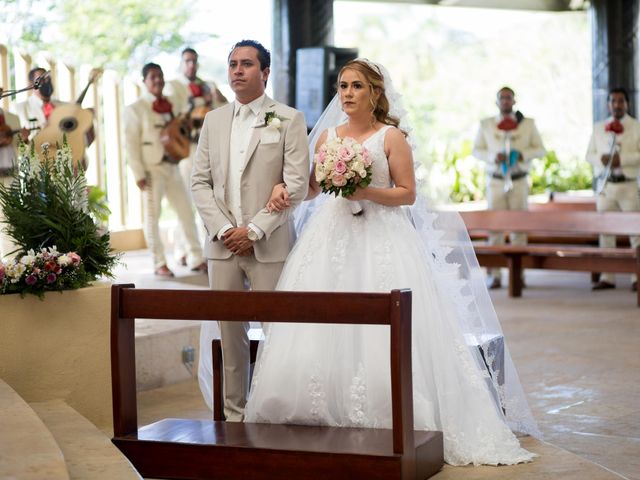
left=26, top=274, right=38, bottom=285
left=338, top=146, right=354, bottom=163
left=318, top=150, right=327, bottom=164
left=46, top=273, right=57, bottom=284
left=0, top=264, right=5, bottom=284
left=68, top=252, right=81, bottom=266
left=362, top=149, right=372, bottom=167
left=331, top=173, right=347, bottom=187
left=334, top=160, right=347, bottom=175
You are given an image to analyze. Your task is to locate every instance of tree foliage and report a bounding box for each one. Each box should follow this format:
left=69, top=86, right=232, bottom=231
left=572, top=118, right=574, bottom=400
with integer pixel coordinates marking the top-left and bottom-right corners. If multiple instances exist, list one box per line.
left=1, top=0, right=192, bottom=72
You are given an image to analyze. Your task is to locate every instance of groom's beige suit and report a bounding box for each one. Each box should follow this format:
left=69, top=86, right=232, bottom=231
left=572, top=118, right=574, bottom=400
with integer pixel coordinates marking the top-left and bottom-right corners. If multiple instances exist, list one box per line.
left=192, top=94, right=309, bottom=420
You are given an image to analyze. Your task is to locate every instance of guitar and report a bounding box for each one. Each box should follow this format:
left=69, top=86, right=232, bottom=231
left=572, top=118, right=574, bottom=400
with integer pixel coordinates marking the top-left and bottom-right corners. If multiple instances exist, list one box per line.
left=33, top=68, right=102, bottom=165
left=0, top=125, right=39, bottom=147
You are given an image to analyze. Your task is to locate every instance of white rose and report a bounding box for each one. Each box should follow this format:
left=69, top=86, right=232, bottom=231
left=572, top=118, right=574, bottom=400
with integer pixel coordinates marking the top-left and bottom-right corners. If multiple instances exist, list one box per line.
left=268, top=117, right=281, bottom=129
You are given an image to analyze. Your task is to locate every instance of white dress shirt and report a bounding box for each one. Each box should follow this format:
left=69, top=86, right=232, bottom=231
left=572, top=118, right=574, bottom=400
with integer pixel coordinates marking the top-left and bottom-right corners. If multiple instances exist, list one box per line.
left=217, top=95, right=266, bottom=240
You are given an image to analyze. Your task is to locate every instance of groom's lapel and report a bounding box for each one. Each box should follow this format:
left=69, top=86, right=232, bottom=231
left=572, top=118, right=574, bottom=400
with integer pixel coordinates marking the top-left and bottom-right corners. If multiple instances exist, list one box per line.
left=242, top=96, right=275, bottom=170
left=219, top=105, right=234, bottom=183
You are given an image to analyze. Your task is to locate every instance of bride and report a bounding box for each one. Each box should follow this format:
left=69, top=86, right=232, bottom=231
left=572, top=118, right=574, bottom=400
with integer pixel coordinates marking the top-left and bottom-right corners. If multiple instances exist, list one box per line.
left=242, top=59, right=538, bottom=466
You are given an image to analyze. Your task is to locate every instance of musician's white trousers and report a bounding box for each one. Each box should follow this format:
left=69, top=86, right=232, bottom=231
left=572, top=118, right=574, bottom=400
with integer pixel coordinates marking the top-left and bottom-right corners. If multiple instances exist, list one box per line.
left=596, top=181, right=640, bottom=284
left=486, top=176, right=529, bottom=279
left=142, top=162, right=204, bottom=269
left=173, top=145, right=207, bottom=262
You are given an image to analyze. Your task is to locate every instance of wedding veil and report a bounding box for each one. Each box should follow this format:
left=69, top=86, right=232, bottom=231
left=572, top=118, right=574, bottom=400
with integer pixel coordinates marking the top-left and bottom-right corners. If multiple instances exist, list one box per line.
left=294, top=59, right=540, bottom=438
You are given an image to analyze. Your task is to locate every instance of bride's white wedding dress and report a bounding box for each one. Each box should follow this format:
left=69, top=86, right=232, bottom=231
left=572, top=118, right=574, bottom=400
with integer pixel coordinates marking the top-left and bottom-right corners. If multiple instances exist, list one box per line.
left=243, top=125, right=536, bottom=466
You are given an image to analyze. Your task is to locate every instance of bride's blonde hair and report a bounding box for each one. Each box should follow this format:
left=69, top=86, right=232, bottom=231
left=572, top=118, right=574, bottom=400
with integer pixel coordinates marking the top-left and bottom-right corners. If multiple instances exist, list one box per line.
left=338, top=59, right=406, bottom=135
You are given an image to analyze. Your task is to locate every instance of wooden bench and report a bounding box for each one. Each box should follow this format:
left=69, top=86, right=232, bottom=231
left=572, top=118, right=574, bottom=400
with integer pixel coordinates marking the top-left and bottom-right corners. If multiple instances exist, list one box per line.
left=110, top=284, right=444, bottom=480
left=460, top=210, right=640, bottom=306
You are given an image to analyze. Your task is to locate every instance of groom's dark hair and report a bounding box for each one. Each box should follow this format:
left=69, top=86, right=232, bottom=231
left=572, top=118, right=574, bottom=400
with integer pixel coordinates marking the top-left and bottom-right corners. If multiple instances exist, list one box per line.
left=229, top=39, right=271, bottom=71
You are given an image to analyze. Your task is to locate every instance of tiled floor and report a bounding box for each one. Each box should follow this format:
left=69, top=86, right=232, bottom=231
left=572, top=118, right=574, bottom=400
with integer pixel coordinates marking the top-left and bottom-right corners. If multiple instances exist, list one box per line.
left=117, top=251, right=639, bottom=479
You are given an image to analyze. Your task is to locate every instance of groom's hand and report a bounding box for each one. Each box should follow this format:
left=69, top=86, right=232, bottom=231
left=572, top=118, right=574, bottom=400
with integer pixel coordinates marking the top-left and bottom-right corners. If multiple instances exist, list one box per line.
left=223, top=227, right=254, bottom=255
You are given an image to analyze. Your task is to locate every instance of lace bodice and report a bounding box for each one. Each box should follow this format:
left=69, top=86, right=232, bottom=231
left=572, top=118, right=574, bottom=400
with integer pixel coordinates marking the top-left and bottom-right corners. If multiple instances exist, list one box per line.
left=328, top=126, right=393, bottom=189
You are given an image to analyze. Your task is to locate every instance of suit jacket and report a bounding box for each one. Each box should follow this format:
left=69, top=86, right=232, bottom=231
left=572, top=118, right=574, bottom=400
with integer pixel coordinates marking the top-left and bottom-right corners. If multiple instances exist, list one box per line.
left=472, top=114, right=546, bottom=175
left=124, top=92, right=181, bottom=182
left=192, top=95, right=309, bottom=263
left=586, top=114, right=640, bottom=179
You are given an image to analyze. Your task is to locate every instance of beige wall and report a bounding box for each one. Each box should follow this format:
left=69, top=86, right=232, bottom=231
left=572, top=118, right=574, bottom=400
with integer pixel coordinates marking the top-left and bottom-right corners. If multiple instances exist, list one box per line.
left=0, top=282, right=113, bottom=432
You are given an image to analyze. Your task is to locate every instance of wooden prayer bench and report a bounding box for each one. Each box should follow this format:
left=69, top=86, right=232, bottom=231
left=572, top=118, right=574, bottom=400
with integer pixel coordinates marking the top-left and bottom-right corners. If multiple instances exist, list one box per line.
left=460, top=210, right=640, bottom=306
left=110, top=285, right=444, bottom=480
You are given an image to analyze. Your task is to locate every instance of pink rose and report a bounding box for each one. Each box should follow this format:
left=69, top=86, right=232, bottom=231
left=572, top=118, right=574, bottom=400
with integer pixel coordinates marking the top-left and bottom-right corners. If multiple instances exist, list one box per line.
left=26, top=274, right=38, bottom=285
left=0, top=265, right=5, bottom=284
left=68, top=252, right=81, bottom=266
left=46, top=273, right=57, bottom=284
left=334, top=160, right=347, bottom=175
left=331, top=174, right=347, bottom=187
left=362, top=149, right=372, bottom=167
left=338, top=146, right=354, bottom=163
left=318, top=150, right=327, bottom=164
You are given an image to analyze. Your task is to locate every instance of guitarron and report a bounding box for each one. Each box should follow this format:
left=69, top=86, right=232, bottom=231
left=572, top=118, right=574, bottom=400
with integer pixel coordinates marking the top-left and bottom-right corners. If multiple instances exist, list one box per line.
left=33, top=68, right=101, bottom=166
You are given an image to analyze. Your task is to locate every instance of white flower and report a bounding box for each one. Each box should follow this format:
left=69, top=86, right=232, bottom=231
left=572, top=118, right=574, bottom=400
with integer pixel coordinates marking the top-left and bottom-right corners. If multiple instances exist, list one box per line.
left=20, top=254, right=36, bottom=266
left=57, top=255, right=72, bottom=267
left=268, top=117, right=281, bottom=129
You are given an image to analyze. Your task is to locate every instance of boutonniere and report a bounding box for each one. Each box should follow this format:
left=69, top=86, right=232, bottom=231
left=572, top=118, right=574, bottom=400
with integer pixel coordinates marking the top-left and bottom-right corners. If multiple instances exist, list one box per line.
left=255, top=111, right=288, bottom=129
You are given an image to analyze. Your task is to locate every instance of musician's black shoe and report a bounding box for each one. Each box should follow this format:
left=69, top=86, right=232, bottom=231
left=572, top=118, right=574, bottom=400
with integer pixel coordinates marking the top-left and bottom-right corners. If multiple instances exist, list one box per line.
left=486, top=276, right=501, bottom=290
left=632, top=282, right=637, bottom=292
left=592, top=280, right=615, bottom=291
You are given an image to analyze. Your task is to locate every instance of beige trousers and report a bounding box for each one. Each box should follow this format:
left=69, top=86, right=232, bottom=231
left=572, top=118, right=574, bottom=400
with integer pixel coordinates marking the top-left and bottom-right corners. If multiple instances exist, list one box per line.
left=596, top=181, right=640, bottom=284
left=202, top=254, right=284, bottom=421
left=486, top=176, right=529, bottom=279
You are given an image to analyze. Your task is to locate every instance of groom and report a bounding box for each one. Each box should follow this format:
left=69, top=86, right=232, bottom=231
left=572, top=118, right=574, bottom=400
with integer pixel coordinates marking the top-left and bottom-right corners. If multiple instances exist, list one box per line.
left=191, top=39, right=310, bottom=421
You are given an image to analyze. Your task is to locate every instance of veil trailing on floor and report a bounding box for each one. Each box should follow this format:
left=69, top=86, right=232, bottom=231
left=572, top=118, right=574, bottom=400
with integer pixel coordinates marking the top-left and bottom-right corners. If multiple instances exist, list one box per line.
left=293, top=59, right=540, bottom=438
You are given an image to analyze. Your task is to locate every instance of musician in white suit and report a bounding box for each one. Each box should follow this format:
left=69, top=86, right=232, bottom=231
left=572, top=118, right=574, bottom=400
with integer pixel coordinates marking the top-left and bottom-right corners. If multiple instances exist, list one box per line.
left=0, top=105, right=27, bottom=260
left=167, top=47, right=228, bottom=266
left=124, top=62, right=206, bottom=277
left=586, top=87, right=640, bottom=292
left=473, top=86, right=546, bottom=289
left=12, top=67, right=64, bottom=140
left=192, top=40, right=309, bottom=420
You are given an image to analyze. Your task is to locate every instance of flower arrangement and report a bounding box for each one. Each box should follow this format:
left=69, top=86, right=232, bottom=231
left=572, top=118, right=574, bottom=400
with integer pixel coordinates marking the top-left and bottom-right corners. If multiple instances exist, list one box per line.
left=0, top=247, right=89, bottom=298
left=315, top=136, right=373, bottom=215
left=0, top=141, right=119, bottom=298
left=315, top=136, right=372, bottom=197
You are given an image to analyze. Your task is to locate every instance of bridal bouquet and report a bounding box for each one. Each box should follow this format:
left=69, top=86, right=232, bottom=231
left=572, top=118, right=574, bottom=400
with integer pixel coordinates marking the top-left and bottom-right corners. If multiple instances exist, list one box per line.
left=314, top=136, right=373, bottom=214
left=0, top=247, right=88, bottom=298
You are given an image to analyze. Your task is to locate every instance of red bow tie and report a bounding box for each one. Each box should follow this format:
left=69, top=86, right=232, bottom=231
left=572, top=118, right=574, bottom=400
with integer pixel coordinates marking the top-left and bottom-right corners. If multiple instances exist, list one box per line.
left=43, top=101, right=55, bottom=120
left=189, top=82, right=203, bottom=98
left=152, top=97, right=173, bottom=114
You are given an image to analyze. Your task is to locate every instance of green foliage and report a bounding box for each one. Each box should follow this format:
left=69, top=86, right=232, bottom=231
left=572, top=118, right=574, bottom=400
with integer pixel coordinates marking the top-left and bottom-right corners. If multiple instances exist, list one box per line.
left=529, top=150, right=593, bottom=194
left=0, top=142, right=119, bottom=283
left=432, top=142, right=593, bottom=203
left=1, top=0, right=194, bottom=73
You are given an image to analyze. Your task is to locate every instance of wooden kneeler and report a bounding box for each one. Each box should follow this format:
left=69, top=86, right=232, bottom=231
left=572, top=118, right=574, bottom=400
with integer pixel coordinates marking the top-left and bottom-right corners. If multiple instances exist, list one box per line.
left=110, top=285, right=444, bottom=480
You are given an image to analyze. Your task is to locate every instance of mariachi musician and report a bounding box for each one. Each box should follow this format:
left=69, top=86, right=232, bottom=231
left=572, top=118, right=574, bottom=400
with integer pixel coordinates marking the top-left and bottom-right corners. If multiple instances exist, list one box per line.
left=472, top=86, right=546, bottom=290
left=124, top=62, right=207, bottom=277
left=0, top=90, right=29, bottom=260
left=12, top=67, right=95, bottom=167
left=167, top=47, right=228, bottom=265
